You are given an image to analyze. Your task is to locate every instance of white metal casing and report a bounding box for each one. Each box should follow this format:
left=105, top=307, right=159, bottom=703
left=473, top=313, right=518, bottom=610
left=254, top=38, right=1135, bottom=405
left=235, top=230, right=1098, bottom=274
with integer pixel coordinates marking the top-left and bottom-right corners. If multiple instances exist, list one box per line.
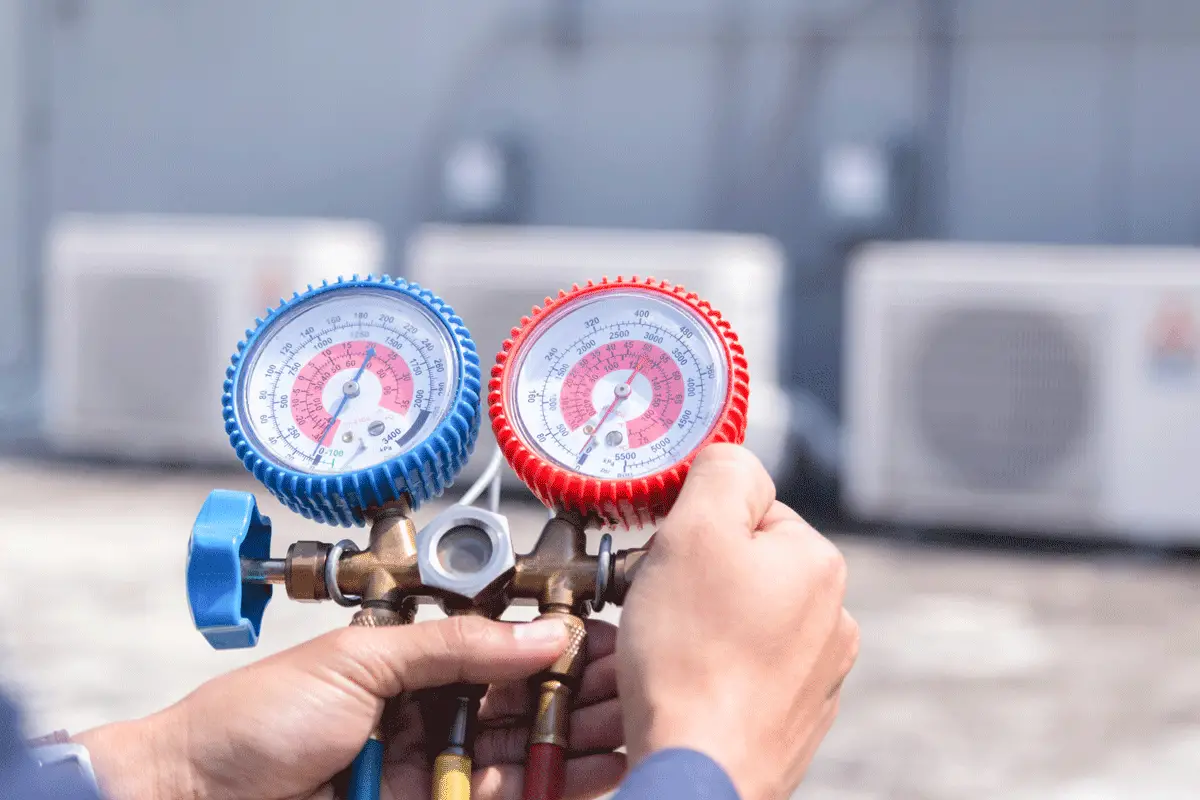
left=844, top=240, right=1200, bottom=543
left=42, top=214, right=385, bottom=464
left=404, top=224, right=793, bottom=486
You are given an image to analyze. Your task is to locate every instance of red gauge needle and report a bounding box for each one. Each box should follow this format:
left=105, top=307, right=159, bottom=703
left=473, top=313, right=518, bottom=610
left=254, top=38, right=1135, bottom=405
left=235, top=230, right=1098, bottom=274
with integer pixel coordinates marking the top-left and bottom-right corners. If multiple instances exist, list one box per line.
left=577, top=354, right=647, bottom=460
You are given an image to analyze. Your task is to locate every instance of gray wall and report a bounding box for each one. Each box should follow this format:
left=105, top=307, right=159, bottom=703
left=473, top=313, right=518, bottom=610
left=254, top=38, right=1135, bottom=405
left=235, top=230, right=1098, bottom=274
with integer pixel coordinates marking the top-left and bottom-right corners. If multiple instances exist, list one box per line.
left=5, top=0, right=1200, bottom=427
left=0, top=0, right=43, bottom=431
left=0, top=4, right=20, bottom=366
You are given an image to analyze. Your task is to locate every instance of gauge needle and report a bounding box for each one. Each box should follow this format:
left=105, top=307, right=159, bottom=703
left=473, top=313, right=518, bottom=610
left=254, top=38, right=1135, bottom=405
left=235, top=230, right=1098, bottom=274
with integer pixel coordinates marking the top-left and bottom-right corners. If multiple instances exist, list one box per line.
left=312, top=346, right=376, bottom=463
left=577, top=354, right=646, bottom=462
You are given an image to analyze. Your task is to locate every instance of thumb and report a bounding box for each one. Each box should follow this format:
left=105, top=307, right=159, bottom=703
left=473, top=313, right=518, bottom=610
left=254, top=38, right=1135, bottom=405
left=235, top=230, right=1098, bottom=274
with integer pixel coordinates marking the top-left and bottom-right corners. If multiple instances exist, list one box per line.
left=309, top=616, right=569, bottom=698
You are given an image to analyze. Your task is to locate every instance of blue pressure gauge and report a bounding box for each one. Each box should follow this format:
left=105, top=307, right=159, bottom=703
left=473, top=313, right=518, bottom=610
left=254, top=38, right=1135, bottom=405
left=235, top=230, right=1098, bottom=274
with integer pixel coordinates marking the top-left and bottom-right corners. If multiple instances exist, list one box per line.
left=223, top=275, right=481, bottom=526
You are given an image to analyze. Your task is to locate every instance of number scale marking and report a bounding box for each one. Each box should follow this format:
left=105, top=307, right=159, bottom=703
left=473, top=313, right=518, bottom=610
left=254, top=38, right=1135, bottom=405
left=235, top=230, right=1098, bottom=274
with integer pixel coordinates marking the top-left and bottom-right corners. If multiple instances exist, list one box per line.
left=238, top=289, right=458, bottom=475
left=512, top=290, right=727, bottom=480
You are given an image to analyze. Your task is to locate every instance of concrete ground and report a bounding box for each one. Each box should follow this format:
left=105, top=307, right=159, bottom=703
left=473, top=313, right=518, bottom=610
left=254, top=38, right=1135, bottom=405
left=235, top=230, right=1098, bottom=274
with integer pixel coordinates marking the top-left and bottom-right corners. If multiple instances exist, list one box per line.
left=1, top=458, right=1198, bottom=799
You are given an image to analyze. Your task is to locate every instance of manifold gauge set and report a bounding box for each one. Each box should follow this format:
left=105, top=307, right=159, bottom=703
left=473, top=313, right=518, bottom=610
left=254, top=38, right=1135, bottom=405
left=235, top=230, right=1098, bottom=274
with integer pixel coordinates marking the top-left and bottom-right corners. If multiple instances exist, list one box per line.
left=185, top=274, right=750, bottom=800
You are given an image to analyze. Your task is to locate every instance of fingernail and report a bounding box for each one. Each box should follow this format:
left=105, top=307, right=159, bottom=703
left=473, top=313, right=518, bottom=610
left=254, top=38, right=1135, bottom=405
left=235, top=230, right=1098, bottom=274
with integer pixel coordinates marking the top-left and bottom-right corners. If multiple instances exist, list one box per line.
left=513, top=619, right=567, bottom=645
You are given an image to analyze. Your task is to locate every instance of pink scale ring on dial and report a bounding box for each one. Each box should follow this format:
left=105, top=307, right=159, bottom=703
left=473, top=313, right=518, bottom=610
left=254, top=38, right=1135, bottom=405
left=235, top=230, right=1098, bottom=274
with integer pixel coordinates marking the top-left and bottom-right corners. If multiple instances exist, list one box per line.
left=559, top=341, right=685, bottom=450
left=292, top=341, right=415, bottom=443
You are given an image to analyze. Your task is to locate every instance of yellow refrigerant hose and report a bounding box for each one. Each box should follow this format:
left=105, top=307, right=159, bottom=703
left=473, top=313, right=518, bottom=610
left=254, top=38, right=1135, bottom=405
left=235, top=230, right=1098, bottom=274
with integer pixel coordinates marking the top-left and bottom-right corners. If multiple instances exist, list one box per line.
left=432, top=693, right=479, bottom=800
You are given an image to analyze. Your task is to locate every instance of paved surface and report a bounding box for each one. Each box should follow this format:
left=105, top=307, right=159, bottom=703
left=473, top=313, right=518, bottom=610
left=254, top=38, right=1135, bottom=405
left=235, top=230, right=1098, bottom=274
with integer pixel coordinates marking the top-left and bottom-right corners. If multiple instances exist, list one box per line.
left=1, top=459, right=1199, bottom=798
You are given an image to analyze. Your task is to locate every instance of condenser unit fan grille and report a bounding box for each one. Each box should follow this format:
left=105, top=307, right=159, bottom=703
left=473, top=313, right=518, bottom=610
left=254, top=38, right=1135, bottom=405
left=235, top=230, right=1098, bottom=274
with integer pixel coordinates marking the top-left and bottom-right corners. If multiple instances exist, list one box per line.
left=911, top=307, right=1092, bottom=492
left=75, top=271, right=217, bottom=432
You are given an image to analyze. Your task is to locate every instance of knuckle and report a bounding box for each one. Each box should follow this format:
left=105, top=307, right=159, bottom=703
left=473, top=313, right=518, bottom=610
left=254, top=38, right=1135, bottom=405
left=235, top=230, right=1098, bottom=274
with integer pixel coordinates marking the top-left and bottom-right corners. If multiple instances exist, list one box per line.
left=327, top=626, right=362, bottom=657
left=825, top=543, right=849, bottom=588
left=657, top=513, right=717, bottom=552
left=807, top=536, right=848, bottom=593
left=695, top=443, right=774, bottom=490
left=693, top=441, right=746, bottom=467
left=686, top=445, right=778, bottom=529
left=438, top=614, right=477, bottom=654
left=321, top=627, right=395, bottom=693
left=766, top=499, right=803, bottom=524
left=841, top=611, right=861, bottom=671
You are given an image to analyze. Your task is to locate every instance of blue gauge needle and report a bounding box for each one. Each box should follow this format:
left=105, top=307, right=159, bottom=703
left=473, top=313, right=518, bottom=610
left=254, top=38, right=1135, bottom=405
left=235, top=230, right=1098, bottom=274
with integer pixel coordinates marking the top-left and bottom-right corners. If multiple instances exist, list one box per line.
left=311, top=346, right=376, bottom=464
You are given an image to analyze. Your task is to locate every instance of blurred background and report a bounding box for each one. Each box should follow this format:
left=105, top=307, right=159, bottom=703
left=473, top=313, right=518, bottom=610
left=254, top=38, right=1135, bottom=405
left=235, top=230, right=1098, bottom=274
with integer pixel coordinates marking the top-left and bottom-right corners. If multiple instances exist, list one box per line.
left=2, top=0, right=1200, bottom=797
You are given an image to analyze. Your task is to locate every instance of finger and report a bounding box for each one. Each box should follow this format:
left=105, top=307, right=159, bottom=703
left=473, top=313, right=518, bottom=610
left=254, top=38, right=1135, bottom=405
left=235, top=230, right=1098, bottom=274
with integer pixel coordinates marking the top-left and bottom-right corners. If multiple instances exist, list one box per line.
left=757, top=510, right=849, bottom=606
left=316, top=616, right=568, bottom=698
left=660, top=443, right=776, bottom=548
left=474, top=723, right=530, bottom=766
left=576, top=653, right=617, bottom=707
left=584, top=618, right=618, bottom=662
left=834, top=608, right=861, bottom=685
left=381, top=697, right=425, bottom=761
left=757, top=501, right=840, bottom=554
left=480, top=631, right=618, bottom=721
left=757, top=499, right=803, bottom=531
left=475, top=697, right=623, bottom=766
left=382, top=761, right=428, bottom=800
left=568, top=697, right=623, bottom=753
left=478, top=680, right=529, bottom=723
left=471, top=753, right=628, bottom=800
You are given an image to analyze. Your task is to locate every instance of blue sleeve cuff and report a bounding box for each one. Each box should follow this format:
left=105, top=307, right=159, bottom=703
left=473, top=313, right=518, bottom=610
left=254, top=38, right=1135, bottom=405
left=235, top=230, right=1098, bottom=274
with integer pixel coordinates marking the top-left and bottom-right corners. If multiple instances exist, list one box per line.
left=613, top=748, right=741, bottom=800
left=0, top=690, right=101, bottom=800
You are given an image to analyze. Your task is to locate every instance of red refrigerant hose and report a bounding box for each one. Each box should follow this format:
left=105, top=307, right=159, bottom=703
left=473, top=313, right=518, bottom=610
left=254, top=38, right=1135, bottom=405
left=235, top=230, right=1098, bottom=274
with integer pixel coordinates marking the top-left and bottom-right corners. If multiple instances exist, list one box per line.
left=521, top=612, right=587, bottom=800
left=522, top=742, right=567, bottom=800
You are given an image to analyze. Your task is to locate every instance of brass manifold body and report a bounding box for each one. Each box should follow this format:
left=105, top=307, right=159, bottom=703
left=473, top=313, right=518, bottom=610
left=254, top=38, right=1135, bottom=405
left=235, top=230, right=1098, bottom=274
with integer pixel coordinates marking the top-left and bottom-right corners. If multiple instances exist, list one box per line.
left=250, top=502, right=648, bottom=616
left=244, top=498, right=649, bottom=782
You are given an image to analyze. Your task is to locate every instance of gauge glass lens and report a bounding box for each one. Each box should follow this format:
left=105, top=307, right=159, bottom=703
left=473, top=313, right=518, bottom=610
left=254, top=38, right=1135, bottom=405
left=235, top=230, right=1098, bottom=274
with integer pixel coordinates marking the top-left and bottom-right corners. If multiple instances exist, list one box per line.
left=510, top=289, right=728, bottom=479
left=237, top=288, right=459, bottom=474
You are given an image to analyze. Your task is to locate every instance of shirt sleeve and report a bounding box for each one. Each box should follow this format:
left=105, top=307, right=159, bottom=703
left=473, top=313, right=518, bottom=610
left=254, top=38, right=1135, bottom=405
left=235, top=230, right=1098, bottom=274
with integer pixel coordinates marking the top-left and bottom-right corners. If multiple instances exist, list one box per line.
left=612, top=748, right=741, bottom=800
left=0, top=689, right=102, bottom=800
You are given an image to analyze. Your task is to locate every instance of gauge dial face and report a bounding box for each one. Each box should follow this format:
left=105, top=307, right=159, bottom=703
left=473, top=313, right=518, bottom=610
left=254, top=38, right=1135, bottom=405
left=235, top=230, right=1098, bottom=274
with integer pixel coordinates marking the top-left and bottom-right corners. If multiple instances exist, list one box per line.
left=237, top=288, right=459, bottom=475
left=509, top=289, right=729, bottom=479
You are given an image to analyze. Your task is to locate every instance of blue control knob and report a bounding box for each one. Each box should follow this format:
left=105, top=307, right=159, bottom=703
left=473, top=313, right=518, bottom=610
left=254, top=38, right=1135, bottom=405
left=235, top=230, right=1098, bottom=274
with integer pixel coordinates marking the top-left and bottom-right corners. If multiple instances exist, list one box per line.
left=187, top=490, right=274, bottom=649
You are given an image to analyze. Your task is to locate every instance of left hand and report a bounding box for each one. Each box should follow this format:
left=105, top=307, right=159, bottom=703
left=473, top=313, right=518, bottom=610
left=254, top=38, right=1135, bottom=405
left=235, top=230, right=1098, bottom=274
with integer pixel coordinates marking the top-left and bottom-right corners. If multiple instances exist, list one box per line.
left=75, top=615, right=625, bottom=800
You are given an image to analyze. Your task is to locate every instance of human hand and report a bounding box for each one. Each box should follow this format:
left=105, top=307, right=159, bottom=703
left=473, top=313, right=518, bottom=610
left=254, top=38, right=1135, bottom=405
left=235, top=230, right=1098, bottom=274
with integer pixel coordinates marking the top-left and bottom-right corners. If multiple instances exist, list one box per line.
left=76, top=616, right=625, bottom=800
left=617, top=444, right=859, bottom=800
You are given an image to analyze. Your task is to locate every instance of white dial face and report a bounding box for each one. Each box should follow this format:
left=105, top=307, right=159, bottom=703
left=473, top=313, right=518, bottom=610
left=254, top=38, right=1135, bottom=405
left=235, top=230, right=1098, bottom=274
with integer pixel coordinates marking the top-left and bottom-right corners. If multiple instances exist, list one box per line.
left=510, top=289, right=728, bottom=479
left=237, top=288, right=459, bottom=475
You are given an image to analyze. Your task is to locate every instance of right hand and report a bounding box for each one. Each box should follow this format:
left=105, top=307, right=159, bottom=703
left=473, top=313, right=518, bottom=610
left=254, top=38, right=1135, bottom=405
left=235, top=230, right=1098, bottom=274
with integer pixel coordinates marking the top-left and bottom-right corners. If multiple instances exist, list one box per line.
left=617, top=444, right=859, bottom=800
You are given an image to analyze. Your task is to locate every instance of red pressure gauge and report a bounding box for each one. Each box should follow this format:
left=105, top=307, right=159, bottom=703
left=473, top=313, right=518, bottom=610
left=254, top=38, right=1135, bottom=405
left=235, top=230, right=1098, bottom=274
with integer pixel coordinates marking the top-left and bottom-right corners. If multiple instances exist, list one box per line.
left=489, top=277, right=750, bottom=527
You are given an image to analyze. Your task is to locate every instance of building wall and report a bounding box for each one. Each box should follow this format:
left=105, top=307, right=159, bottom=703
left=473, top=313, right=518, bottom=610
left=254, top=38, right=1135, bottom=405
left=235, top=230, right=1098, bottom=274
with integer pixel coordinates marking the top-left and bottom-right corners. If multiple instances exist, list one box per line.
left=5, top=0, right=1200, bottom=426
left=0, top=0, right=41, bottom=430
left=0, top=4, right=20, bottom=360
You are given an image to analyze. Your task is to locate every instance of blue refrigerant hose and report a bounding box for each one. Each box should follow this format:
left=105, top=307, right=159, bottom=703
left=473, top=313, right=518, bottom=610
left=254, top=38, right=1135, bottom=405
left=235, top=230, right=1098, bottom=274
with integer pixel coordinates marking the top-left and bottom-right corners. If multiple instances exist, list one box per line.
left=348, top=738, right=385, bottom=800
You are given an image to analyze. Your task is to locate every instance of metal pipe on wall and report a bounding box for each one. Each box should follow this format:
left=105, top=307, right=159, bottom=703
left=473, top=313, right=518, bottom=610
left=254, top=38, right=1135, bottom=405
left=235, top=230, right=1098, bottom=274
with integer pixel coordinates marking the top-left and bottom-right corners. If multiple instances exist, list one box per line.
left=408, top=2, right=898, bottom=233
left=916, top=0, right=955, bottom=241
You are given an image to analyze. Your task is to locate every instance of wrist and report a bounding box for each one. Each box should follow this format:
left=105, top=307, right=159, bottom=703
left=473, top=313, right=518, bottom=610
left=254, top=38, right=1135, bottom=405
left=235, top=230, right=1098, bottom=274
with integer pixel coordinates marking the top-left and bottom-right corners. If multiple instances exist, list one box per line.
left=73, top=705, right=198, bottom=800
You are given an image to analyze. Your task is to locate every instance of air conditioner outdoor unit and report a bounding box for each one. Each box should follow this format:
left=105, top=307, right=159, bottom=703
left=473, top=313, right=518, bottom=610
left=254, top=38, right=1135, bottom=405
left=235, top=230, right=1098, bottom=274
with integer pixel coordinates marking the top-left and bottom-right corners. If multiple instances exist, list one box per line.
left=843, top=240, right=1200, bottom=544
left=43, top=214, right=385, bottom=464
left=404, top=224, right=796, bottom=487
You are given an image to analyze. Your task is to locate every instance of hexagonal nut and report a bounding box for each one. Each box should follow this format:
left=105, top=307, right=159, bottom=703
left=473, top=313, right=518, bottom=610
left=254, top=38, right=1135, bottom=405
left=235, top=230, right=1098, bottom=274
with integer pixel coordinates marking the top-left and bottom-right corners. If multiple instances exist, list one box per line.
left=416, top=505, right=516, bottom=601
left=285, top=540, right=330, bottom=602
